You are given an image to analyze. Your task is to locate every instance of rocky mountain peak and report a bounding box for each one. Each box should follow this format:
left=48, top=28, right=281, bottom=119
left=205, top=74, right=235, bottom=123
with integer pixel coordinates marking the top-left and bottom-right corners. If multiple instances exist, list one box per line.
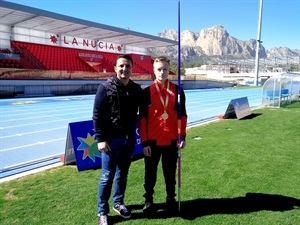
left=151, top=25, right=299, bottom=64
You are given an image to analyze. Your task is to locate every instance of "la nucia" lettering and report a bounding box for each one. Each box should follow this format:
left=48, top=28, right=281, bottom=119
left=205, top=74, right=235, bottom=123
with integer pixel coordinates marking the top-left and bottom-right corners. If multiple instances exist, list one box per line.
left=63, top=36, right=116, bottom=50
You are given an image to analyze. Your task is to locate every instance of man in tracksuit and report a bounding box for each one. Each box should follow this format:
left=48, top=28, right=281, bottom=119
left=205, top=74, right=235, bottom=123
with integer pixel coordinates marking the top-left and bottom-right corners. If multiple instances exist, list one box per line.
left=138, top=56, right=187, bottom=215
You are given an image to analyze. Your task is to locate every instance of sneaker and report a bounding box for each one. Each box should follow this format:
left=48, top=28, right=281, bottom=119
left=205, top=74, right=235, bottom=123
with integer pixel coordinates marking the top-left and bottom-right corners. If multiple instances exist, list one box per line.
left=98, top=213, right=108, bottom=225
left=112, top=204, right=131, bottom=219
left=143, top=201, right=154, bottom=214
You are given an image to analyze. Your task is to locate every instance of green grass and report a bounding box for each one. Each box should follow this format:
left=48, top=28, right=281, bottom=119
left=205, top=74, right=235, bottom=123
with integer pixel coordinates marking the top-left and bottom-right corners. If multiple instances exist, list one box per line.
left=1, top=103, right=300, bottom=225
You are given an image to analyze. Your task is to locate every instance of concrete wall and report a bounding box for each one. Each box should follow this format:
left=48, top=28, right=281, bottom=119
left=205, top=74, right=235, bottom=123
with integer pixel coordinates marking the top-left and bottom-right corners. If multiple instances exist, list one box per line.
left=0, top=79, right=235, bottom=97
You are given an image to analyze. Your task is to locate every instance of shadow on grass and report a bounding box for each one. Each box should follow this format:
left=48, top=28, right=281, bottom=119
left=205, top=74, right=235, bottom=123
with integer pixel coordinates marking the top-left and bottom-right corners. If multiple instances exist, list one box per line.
left=179, top=193, right=300, bottom=220
left=281, top=101, right=300, bottom=108
left=111, top=193, right=300, bottom=223
left=223, top=113, right=262, bottom=120
left=240, top=113, right=262, bottom=120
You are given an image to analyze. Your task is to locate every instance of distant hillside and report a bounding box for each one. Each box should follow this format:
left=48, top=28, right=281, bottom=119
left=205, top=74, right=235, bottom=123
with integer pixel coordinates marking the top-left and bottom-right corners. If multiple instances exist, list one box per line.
left=150, top=25, right=300, bottom=65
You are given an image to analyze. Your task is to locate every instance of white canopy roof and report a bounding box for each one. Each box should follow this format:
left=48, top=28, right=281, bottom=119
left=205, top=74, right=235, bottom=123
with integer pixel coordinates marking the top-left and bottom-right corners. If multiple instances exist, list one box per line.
left=0, top=1, right=177, bottom=48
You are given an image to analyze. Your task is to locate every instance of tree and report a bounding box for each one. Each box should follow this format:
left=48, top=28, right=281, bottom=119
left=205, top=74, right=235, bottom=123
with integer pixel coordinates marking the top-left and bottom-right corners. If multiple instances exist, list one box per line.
left=170, top=62, right=186, bottom=75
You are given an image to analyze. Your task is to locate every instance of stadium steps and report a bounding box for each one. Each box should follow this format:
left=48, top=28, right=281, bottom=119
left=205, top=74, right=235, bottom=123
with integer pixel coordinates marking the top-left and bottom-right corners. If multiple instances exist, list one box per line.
left=9, top=41, right=154, bottom=74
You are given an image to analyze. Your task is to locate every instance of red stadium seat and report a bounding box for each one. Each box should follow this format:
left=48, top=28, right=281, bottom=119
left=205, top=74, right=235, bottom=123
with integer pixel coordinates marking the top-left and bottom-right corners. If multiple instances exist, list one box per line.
left=10, top=40, right=154, bottom=74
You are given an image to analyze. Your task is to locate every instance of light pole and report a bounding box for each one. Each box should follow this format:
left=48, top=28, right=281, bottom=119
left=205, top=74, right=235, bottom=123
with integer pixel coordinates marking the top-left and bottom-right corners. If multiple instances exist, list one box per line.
left=254, top=0, right=263, bottom=86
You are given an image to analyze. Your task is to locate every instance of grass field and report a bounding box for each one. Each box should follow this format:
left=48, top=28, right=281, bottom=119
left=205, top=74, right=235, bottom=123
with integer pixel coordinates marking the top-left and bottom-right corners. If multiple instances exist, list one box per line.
left=1, top=102, right=300, bottom=225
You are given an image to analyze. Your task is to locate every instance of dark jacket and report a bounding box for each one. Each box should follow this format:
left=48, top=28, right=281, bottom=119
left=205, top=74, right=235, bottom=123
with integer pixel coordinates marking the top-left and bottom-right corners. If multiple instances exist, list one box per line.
left=93, top=75, right=142, bottom=142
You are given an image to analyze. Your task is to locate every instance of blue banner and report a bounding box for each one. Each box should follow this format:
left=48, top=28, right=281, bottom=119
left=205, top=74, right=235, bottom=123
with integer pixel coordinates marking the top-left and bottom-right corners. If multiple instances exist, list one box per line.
left=65, top=120, right=143, bottom=171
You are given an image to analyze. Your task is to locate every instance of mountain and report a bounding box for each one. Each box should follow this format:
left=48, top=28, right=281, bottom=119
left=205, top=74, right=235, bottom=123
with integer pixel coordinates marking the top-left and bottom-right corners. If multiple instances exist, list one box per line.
left=150, top=25, right=300, bottom=65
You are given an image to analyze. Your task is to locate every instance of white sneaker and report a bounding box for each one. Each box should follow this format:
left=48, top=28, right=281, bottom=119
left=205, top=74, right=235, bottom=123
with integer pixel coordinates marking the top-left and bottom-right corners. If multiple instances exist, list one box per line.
left=98, top=213, right=108, bottom=225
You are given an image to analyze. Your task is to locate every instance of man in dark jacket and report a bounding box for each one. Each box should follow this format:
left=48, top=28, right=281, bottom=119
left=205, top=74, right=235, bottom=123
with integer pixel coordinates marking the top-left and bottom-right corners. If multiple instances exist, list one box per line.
left=93, top=54, right=142, bottom=225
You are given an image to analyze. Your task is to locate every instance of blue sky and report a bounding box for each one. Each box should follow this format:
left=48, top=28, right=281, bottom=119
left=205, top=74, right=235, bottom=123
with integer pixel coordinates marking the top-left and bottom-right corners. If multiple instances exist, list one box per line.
left=4, top=0, right=300, bottom=50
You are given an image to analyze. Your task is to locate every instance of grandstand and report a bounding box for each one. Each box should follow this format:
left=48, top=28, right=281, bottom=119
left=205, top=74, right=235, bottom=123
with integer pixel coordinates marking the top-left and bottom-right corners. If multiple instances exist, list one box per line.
left=7, top=40, right=154, bottom=75
left=0, top=1, right=177, bottom=96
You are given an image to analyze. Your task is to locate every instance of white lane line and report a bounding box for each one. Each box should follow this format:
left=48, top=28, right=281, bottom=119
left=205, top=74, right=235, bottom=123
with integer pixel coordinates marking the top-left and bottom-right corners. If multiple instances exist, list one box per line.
left=1, top=116, right=88, bottom=129
left=1, top=110, right=91, bottom=122
left=0, top=137, right=66, bottom=152
left=0, top=126, right=67, bottom=139
left=187, top=100, right=230, bottom=109
left=0, top=104, right=93, bottom=117
left=187, top=106, right=226, bottom=115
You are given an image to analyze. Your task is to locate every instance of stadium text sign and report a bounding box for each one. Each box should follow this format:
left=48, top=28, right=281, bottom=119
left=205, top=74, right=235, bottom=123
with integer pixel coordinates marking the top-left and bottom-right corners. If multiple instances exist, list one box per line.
left=50, top=34, right=123, bottom=52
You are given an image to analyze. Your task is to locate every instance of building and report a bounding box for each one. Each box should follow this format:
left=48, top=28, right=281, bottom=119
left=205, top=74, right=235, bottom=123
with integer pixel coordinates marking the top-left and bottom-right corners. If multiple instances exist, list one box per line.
left=0, top=1, right=177, bottom=79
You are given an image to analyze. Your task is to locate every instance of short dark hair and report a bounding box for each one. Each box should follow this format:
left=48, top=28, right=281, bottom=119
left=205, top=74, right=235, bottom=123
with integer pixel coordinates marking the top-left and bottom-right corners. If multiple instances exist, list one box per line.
left=115, top=54, right=133, bottom=65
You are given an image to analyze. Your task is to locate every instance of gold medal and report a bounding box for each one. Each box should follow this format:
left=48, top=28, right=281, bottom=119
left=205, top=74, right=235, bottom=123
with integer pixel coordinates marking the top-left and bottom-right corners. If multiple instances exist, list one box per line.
left=162, top=112, right=169, bottom=120
left=155, top=81, right=170, bottom=121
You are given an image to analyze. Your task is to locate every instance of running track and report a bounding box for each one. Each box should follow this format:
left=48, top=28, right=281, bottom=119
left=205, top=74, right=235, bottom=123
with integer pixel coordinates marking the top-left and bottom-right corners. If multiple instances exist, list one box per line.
left=0, top=87, right=262, bottom=178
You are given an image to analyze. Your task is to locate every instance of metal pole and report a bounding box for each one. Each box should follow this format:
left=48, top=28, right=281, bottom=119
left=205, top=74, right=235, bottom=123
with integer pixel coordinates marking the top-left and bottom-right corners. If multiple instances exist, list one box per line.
left=177, top=0, right=182, bottom=213
left=254, top=0, right=263, bottom=86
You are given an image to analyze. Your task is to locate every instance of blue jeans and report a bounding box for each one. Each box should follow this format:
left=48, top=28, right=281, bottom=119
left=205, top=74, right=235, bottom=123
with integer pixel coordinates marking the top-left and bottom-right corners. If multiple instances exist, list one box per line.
left=97, top=137, right=135, bottom=214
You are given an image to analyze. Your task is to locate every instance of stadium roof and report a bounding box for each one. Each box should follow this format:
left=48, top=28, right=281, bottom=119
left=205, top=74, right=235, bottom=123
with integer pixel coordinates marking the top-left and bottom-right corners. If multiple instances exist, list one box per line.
left=0, top=1, right=178, bottom=48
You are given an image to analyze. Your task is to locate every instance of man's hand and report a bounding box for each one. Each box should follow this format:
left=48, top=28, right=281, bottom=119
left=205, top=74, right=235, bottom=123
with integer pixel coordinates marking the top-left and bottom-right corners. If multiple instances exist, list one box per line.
left=97, top=142, right=110, bottom=152
left=143, top=146, right=152, bottom=157
left=178, top=140, right=186, bottom=149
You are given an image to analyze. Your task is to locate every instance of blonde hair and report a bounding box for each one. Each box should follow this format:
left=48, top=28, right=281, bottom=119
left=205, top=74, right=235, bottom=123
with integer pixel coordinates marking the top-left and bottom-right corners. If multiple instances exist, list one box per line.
left=154, top=56, right=170, bottom=65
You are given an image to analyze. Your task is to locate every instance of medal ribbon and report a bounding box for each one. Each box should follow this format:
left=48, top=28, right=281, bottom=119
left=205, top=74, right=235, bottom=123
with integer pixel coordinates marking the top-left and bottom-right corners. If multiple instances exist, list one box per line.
left=155, top=81, right=170, bottom=114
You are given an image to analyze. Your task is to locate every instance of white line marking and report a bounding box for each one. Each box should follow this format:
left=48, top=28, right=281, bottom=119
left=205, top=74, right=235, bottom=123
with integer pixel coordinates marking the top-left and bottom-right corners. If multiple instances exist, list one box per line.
left=0, top=138, right=66, bottom=152
left=1, top=116, right=88, bottom=129
left=1, top=127, right=67, bottom=139
left=1, top=110, right=91, bottom=122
